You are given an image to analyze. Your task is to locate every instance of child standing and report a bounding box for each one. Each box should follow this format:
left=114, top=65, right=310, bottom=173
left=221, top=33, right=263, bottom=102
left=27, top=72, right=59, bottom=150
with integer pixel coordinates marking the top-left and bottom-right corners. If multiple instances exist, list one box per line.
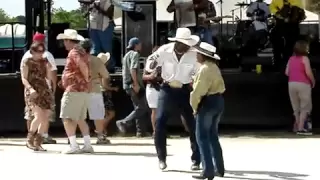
left=285, top=40, right=315, bottom=135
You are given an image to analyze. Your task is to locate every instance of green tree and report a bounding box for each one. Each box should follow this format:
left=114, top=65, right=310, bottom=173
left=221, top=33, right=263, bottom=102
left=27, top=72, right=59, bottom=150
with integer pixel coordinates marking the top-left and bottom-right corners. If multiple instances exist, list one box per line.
left=0, top=8, right=13, bottom=23
left=308, top=0, right=320, bottom=13
left=51, top=8, right=87, bottom=29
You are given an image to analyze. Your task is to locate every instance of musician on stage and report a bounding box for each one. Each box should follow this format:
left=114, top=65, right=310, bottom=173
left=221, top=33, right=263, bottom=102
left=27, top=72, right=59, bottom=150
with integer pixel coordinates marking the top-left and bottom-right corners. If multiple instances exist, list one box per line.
left=269, top=0, right=305, bottom=70
left=246, top=0, right=270, bottom=49
left=166, top=0, right=208, bottom=32
left=197, top=1, right=217, bottom=45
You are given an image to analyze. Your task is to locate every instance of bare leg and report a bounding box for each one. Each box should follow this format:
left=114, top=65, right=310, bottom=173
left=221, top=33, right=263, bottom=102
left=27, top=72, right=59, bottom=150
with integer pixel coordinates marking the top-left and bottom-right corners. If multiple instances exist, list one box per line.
left=94, top=119, right=106, bottom=135
left=31, top=106, right=49, bottom=151
left=104, top=110, right=115, bottom=134
left=26, top=120, right=32, bottom=132
left=151, top=108, right=156, bottom=135
left=78, top=120, right=92, bottom=149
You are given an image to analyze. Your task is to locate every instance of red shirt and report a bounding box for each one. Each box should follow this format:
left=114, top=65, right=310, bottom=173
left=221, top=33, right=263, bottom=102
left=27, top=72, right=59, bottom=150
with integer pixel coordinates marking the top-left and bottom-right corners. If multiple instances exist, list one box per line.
left=62, top=48, right=90, bottom=92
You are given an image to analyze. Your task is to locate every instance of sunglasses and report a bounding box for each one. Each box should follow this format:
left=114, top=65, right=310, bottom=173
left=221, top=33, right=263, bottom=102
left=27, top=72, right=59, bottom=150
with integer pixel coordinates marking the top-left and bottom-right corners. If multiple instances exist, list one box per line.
left=33, top=49, right=44, bottom=53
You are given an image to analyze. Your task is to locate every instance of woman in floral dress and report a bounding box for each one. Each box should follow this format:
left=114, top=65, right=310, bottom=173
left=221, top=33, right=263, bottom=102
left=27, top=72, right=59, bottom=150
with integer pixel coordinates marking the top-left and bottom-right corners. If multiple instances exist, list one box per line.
left=21, top=42, right=54, bottom=151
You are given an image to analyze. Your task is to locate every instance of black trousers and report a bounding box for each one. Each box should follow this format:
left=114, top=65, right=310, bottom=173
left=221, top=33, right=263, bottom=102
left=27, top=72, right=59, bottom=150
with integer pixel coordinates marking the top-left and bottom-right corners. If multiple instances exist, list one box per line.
left=270, top=21, right=300, bottom=70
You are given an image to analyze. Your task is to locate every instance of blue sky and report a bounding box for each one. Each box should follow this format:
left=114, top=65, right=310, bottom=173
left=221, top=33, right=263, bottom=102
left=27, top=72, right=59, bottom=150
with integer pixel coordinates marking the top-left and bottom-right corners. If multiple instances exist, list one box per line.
left=2, top=0, right=80, bottom=17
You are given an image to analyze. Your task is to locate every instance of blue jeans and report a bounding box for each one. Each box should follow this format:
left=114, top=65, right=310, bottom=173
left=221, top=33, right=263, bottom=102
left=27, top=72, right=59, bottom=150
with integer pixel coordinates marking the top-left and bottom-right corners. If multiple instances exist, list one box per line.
left=154, top=84, right=200, bottom=163
left=195, top=94, right=225, bottom=177
left=118, top=88, right=149, bottom=133
left=198, top=27, right=214, bottom=45
left=90, top=22, right=115, bottom=72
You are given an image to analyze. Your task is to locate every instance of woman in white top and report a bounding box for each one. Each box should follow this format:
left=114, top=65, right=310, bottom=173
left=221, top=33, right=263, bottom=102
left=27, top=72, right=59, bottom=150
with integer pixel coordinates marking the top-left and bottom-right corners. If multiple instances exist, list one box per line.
left=143, top=46, right=161, bottom=136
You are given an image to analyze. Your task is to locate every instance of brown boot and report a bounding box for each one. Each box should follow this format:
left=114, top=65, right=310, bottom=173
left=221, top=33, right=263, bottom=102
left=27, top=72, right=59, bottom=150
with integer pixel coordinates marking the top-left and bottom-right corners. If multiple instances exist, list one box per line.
left=34, top=134, right=46, bottom=151
left=26, top=132, right=36, bottom=150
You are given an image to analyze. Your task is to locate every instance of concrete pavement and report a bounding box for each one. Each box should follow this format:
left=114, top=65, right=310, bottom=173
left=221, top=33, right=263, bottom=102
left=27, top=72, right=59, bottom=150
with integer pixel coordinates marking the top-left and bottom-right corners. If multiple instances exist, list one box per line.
left=0, top=136, right=318, bottom=180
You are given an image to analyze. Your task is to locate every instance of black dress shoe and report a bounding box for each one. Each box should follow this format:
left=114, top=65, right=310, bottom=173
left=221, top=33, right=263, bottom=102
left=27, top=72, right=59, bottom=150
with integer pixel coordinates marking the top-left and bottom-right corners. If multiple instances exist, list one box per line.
left=159, top=160, right=167, bottom=170
left=191, top=162, right=201, bottom=171
left=192, top=174, right=214, bottom=180
left=215, top=171, right=224, bottom=177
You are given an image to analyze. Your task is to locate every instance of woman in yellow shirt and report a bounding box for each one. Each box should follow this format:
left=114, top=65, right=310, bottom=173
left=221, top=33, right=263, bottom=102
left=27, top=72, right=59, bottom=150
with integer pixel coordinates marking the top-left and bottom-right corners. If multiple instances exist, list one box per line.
left=190, top=42, right=225, bottom=180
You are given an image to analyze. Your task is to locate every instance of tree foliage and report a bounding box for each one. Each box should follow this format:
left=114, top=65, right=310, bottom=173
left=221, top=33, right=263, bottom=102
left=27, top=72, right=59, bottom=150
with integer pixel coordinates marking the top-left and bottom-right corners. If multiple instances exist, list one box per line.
left=51, top=8, right=87, bottom=28
left=308, top=0, right=320, bottom=13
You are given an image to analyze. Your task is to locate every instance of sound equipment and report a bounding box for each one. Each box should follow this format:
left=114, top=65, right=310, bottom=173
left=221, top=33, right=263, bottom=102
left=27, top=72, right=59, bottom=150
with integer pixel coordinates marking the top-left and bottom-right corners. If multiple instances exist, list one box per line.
left=122, top=1, right=156, bottom=58
left=47, top=23, right=70, bottom=60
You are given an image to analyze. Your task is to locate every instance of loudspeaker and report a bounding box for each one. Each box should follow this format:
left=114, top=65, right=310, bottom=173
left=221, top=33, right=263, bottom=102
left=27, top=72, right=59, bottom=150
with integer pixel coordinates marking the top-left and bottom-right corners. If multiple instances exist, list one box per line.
left=47, top=23, right=70, bottom=59
left=122, top=1, right=156, bottom=58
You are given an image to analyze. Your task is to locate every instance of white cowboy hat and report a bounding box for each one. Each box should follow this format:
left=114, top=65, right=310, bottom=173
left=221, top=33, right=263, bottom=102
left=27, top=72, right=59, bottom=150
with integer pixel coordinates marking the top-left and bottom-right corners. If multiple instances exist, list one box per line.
left=168, top=28, right=199, bottom=47
left=195, top=42, right=221, bottom=60
left=97, top=52, right=111, bottom=64
left=56, top=29, right=85, bottom=41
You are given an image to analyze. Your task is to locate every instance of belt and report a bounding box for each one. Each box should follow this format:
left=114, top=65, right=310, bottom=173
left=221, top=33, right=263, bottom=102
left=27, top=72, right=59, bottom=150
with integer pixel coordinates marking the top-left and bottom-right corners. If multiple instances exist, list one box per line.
left=164, top=80, right=183, bottom=88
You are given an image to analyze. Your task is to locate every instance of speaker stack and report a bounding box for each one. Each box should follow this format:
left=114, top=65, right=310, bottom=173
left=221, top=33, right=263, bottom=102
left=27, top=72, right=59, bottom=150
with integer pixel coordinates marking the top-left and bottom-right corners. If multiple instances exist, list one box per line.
left=121, top=1, right=157, bottom=58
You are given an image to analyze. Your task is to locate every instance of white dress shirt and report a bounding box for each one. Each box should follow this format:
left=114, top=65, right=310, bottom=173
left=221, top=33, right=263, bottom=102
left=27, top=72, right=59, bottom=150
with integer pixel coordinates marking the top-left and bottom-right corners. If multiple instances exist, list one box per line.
left=20, top=50, right=57, bottom=89
left=145, top=43, right=198, bottom=84
left=246, top=2, right=270, bottom=31
left=90, top=0, right=112, bottom=31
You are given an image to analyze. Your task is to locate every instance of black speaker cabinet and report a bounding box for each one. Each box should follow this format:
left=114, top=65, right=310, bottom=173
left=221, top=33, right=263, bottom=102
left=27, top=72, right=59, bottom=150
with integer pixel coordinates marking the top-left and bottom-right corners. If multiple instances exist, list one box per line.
left=47, top=23, right=70, bottom=59
left=122, top=1, right=157, bottom=58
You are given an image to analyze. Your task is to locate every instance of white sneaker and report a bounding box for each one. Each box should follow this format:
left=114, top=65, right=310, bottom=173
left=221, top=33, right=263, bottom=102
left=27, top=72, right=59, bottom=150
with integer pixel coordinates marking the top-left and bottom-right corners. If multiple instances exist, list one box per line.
left=61, top=146, right=81, bottom=154
left=81, top=145, right=94, bottom=154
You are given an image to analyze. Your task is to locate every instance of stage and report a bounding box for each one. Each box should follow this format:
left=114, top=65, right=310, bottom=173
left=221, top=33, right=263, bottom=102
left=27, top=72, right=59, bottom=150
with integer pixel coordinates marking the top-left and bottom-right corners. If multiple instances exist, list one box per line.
left=0, top=71, right=319, bottom=134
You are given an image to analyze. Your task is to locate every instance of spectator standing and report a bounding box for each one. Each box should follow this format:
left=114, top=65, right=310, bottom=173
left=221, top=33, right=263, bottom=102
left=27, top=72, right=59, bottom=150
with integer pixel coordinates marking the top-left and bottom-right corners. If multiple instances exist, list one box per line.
left=117, top=37, right=149, bottom=137
left=285, top=40, right=315, bottom=135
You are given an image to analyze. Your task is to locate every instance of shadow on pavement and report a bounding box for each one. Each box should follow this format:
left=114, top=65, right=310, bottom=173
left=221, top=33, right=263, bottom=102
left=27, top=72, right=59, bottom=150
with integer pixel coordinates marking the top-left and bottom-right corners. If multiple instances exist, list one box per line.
left=164, top=170, right=308, bottom=180
left=87, top=151, right=170, bottom=157
left=0, top=143, right=25, bottom=147
left=221, top=132, right=319, bottom=139
left=225, top=170, right=309, bottom=180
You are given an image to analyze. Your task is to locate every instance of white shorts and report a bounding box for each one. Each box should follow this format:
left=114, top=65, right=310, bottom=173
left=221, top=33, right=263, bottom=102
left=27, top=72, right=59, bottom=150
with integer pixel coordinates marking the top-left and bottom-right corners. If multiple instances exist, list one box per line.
left=146, top=85, right=160, bottom=109
left=88, top=93, right=105, bottom=120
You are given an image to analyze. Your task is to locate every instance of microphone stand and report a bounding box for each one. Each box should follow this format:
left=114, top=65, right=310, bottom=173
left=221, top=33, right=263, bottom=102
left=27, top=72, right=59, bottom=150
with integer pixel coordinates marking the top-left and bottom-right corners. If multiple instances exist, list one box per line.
left=216, top=0, right=223, bottom=35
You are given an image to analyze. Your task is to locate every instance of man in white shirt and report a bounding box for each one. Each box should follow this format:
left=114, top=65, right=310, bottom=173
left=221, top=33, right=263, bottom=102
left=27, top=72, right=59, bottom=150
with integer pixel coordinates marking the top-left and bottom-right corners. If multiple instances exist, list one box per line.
left=20, top=32, right=57, bottom=144
left=145, top=28, right=200, bottom=170
left=89, top=0, right=115, bottom=72
left=246, top=0, right=270, bottom=31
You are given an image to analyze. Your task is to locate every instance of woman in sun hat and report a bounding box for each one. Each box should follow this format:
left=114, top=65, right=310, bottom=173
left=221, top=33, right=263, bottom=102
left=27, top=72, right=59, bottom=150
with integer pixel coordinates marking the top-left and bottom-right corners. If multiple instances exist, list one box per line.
left=97, top=52, right=119, bottom=139
left=190, top=42, right=225, bottom=180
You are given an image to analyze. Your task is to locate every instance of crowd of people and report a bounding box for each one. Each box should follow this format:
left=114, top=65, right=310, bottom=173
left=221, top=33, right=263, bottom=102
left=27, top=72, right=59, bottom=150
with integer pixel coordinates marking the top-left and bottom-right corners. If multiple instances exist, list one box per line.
left=20, top=27, right=226, bottom=179
left=18, top=0, right=315, bottom=179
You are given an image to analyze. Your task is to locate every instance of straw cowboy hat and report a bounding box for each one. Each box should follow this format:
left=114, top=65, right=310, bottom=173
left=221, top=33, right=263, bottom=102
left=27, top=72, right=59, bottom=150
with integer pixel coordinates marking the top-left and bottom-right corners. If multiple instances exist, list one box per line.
left=168, top=28, right=199, bottom=47
left=56, top=29, right=85, bottom=41
left=195, top=42, right=221, bottom=60
left=97, top=52, right=111, bottom=64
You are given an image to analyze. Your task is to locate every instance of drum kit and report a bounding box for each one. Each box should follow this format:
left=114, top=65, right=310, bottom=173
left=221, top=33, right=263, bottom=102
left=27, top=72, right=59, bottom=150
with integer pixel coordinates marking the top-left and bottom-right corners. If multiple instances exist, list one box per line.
left=229, top=1, right=274, bottom=55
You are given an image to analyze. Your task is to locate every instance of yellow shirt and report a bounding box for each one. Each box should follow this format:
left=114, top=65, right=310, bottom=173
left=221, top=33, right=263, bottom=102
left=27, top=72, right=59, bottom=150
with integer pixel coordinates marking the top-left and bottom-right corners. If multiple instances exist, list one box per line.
left=190, top=61, right=225, bottom=113
left=89, top=55, right=110, bottom=93
left=269, top=0, right=303, bottom=14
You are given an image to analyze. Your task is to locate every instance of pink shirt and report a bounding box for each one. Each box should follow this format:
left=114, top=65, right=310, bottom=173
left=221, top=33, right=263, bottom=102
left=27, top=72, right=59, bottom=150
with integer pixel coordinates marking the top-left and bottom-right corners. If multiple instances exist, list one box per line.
left=287, top=55, right=311, bottom=85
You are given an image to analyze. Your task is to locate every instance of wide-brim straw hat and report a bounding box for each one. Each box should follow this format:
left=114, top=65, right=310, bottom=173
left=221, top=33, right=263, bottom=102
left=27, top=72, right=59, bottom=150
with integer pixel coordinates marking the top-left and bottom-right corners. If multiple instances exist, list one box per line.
left=97, top=52, right=111, bottom=64
left=194, top=42, right=221, bottom=60
left=168, top=27, right=199, bottom=47
left=56, top=29, right=85, bottom=41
